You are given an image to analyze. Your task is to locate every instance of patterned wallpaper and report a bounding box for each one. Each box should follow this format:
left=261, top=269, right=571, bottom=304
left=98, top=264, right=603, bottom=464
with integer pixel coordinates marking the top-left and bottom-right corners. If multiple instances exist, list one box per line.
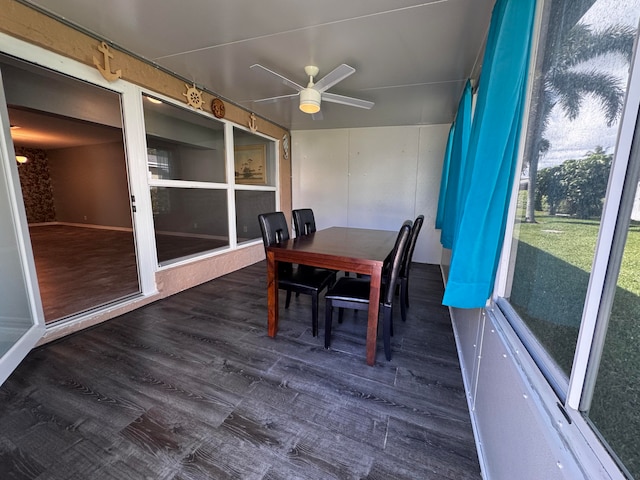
left=15, top=147, right=56, bottom=223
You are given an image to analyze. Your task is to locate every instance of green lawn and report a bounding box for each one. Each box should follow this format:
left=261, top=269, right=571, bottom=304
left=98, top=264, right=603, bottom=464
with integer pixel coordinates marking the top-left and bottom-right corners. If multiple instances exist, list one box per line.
left=516, top=213, right=640, bottom=295
left=511, top=211, right=640, bottom=476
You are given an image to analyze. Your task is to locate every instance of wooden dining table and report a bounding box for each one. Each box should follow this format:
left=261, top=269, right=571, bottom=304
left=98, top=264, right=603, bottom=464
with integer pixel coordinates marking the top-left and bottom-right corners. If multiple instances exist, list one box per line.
left=266, top=226, right=397, bottom=365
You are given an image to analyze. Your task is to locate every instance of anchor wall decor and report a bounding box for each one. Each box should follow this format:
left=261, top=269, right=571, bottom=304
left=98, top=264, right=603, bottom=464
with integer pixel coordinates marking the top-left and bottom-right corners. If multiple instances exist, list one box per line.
left=248, top=113, right=258, bottom=132
left=93, top=41, right=122, bottom=82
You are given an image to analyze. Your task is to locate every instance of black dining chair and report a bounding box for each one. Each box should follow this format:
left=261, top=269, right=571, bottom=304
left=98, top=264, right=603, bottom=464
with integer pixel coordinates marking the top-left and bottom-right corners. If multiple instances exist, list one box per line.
left=292, top=208, right=317, bottom=237
left=357, top=214, right=424, bottom=322
left=324, top=220, right=412, bottom=361
left=294, top=208, right=351, bottom=278
left=258, top=212, right=336, bottom=337
left=292, top=208, right=340, bottom=286
left=399, top=214, right=424, bottom=321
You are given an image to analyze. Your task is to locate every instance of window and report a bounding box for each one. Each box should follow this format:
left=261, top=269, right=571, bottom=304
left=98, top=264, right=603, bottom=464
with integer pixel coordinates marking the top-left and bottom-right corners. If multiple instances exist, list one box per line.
left=235, top=190, right=276, bottom=243
left=151, top=187, right=228, bottom=263
left=144, top=96, right=226, bottom=184
left=232, top=126, right=277, bottom=244
left=143, top=96, right=228, bottom=265
left=500, top=0, right=640, bottom=476
left=143, top=96, right=277, bottom=265
left=147, top=147, right=171, bottom=180
left=584, top=149, right=640, bottom=477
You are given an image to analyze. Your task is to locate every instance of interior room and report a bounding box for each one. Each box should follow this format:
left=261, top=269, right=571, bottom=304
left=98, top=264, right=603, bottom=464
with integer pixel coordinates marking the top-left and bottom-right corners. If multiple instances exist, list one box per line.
left=1, top=0, right=640, bottom=479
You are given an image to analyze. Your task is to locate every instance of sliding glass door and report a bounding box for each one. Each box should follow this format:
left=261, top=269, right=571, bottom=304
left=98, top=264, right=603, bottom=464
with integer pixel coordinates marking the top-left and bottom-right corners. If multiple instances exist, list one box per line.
left=1, top=53, right=141, bottom=323
left=0, top=69, right=45, bottom=385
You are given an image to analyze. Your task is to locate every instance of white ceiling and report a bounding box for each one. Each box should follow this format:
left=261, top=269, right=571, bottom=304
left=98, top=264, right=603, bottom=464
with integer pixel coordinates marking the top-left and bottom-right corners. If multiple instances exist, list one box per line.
left=20, top=0, right=494, bottom=131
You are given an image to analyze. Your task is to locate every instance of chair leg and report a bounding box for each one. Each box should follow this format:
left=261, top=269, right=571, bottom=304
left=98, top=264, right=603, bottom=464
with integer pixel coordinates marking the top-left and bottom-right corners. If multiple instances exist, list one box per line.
left=382, top=304, right=393, bottom=361
left=285, top=289, right=292, bottom=309
left=338, top=307, right=344, bottom=324
left=400, top=282, right=408, bottom=322
left=311, top=292, right=318, bottom=337
left=403, top=277, right=410, bottom=309
left=325, top=301, right=333, bottom=349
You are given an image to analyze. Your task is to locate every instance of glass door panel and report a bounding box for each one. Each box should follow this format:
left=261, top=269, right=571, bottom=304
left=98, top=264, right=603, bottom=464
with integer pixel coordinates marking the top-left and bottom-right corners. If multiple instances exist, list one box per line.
left=1, top=53, right=140, bottom=323
left=0, top=69, right=45, bottom=386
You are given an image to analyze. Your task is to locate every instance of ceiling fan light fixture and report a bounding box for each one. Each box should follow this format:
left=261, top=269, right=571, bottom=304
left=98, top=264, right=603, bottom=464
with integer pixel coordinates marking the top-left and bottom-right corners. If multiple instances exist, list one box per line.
left=299, top=88, right=321, bottom=114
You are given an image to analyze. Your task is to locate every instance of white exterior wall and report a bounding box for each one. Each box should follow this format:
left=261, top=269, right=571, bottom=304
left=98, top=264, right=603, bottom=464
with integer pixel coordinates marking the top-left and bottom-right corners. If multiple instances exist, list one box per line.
left=291, top=125, right=448, bottom=264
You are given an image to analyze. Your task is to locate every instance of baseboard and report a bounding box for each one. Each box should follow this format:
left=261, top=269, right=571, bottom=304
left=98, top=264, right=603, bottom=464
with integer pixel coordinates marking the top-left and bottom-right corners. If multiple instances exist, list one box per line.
left=29, top=221, right=133, bottom=232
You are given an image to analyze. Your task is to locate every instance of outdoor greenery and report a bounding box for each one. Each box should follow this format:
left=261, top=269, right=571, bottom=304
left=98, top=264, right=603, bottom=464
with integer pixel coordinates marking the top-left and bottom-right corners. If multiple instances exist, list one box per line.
left=510, top=210, right=600, bottom=373
left=510, top=200, right=640, bottom=476
left=523, top=22, right=635, bottom=223
left=536, top=147, right=612, bottom=219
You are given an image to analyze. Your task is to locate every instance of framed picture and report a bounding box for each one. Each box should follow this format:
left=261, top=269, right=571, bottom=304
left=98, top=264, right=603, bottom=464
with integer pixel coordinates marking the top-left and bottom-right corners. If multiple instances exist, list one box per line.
left=234, top=144, right=267, bottom=185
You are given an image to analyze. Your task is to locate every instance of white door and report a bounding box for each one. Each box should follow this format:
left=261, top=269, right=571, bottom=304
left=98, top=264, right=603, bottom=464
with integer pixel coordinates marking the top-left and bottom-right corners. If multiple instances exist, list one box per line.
left=0, top=70, right=45, bottom=386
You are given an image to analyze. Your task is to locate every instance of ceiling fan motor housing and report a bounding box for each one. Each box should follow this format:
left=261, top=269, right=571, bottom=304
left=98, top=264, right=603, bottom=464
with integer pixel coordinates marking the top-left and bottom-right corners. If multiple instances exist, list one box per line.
left=299, top=87, right=321, bottom=113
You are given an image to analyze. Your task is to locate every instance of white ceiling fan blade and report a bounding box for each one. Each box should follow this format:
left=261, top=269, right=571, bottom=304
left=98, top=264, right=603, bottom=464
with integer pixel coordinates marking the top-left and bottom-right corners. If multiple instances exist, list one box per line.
left=252, top=93, right=299, bottom=104
left=311, top=110, right=324, bottom=121
left=250, top=64, right=304, bottom=92
left=322, top=92, right=374, bottom=109
left=313, top=64, right=355, bottom=92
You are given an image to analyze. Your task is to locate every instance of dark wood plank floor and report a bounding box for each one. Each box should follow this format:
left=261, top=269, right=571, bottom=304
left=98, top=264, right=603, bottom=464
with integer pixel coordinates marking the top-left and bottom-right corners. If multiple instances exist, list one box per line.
left=0, top=261, right=481, bottom=479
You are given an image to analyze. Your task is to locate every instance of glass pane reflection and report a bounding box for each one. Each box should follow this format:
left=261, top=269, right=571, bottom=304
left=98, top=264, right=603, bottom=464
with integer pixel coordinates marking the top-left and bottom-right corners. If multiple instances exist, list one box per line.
left=235, top=190, right=276, bottom=243
left=588, top=183, right=640, bottom=478
left=507, top=0, right=640, bottom=377
left=151, top=187, right=228, bottom=264
left=144, top=97, right=225, bottom=183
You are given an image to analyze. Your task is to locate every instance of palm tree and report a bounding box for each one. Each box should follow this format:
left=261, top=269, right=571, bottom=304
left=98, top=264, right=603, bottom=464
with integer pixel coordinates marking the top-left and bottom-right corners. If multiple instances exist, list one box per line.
left=524, top=23, right=635, bottom=223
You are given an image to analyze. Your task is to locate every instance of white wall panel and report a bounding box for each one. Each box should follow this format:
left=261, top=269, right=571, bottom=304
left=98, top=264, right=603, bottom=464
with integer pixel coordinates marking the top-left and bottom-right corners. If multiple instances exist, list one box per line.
left=450, top=301, right=593, bottom=480
left=473, top=319, right=571, bottom=480
left=416, top=125, right=447, bottom=263
left=347, top=126, right=418, bottom=230
left=450, top=306, right=483, bottom=407
left=292, top=129, right=349, bottom=231
left=292, top=124, right=448, bottom=264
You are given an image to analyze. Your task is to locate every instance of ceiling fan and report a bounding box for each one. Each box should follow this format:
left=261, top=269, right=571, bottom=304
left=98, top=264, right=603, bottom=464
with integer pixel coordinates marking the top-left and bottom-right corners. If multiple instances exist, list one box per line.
left=250, top=64, right=374, bottom=118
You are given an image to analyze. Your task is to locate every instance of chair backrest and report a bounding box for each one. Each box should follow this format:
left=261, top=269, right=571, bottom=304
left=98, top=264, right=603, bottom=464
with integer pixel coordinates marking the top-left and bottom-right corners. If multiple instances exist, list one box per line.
left=401, top=215, right=424, bottom=276
left=258, top=212, right=291, bottom=248
left=383, top=220, right=412, bottom=305
left=292, top=208, right=316, bottom=237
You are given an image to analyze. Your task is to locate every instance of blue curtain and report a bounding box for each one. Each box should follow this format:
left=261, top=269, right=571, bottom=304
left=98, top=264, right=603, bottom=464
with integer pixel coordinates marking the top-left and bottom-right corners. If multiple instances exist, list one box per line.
left=442, top=0, right=536, bottom=308
left=436, top=80, right=472, bottom=248
left=435, top=126, right=453, bottom=231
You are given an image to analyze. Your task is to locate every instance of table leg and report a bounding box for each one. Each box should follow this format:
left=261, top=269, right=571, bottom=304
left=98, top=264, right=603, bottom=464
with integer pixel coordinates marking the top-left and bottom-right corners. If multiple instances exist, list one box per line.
left=366, top=266, right=382, bottom=365
left=267, top=250, right=278, bottom=337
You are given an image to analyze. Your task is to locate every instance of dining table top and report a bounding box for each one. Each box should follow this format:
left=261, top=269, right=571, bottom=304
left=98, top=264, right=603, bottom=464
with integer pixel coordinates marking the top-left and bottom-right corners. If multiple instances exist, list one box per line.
left=266, top=226, right=397, bottom=267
